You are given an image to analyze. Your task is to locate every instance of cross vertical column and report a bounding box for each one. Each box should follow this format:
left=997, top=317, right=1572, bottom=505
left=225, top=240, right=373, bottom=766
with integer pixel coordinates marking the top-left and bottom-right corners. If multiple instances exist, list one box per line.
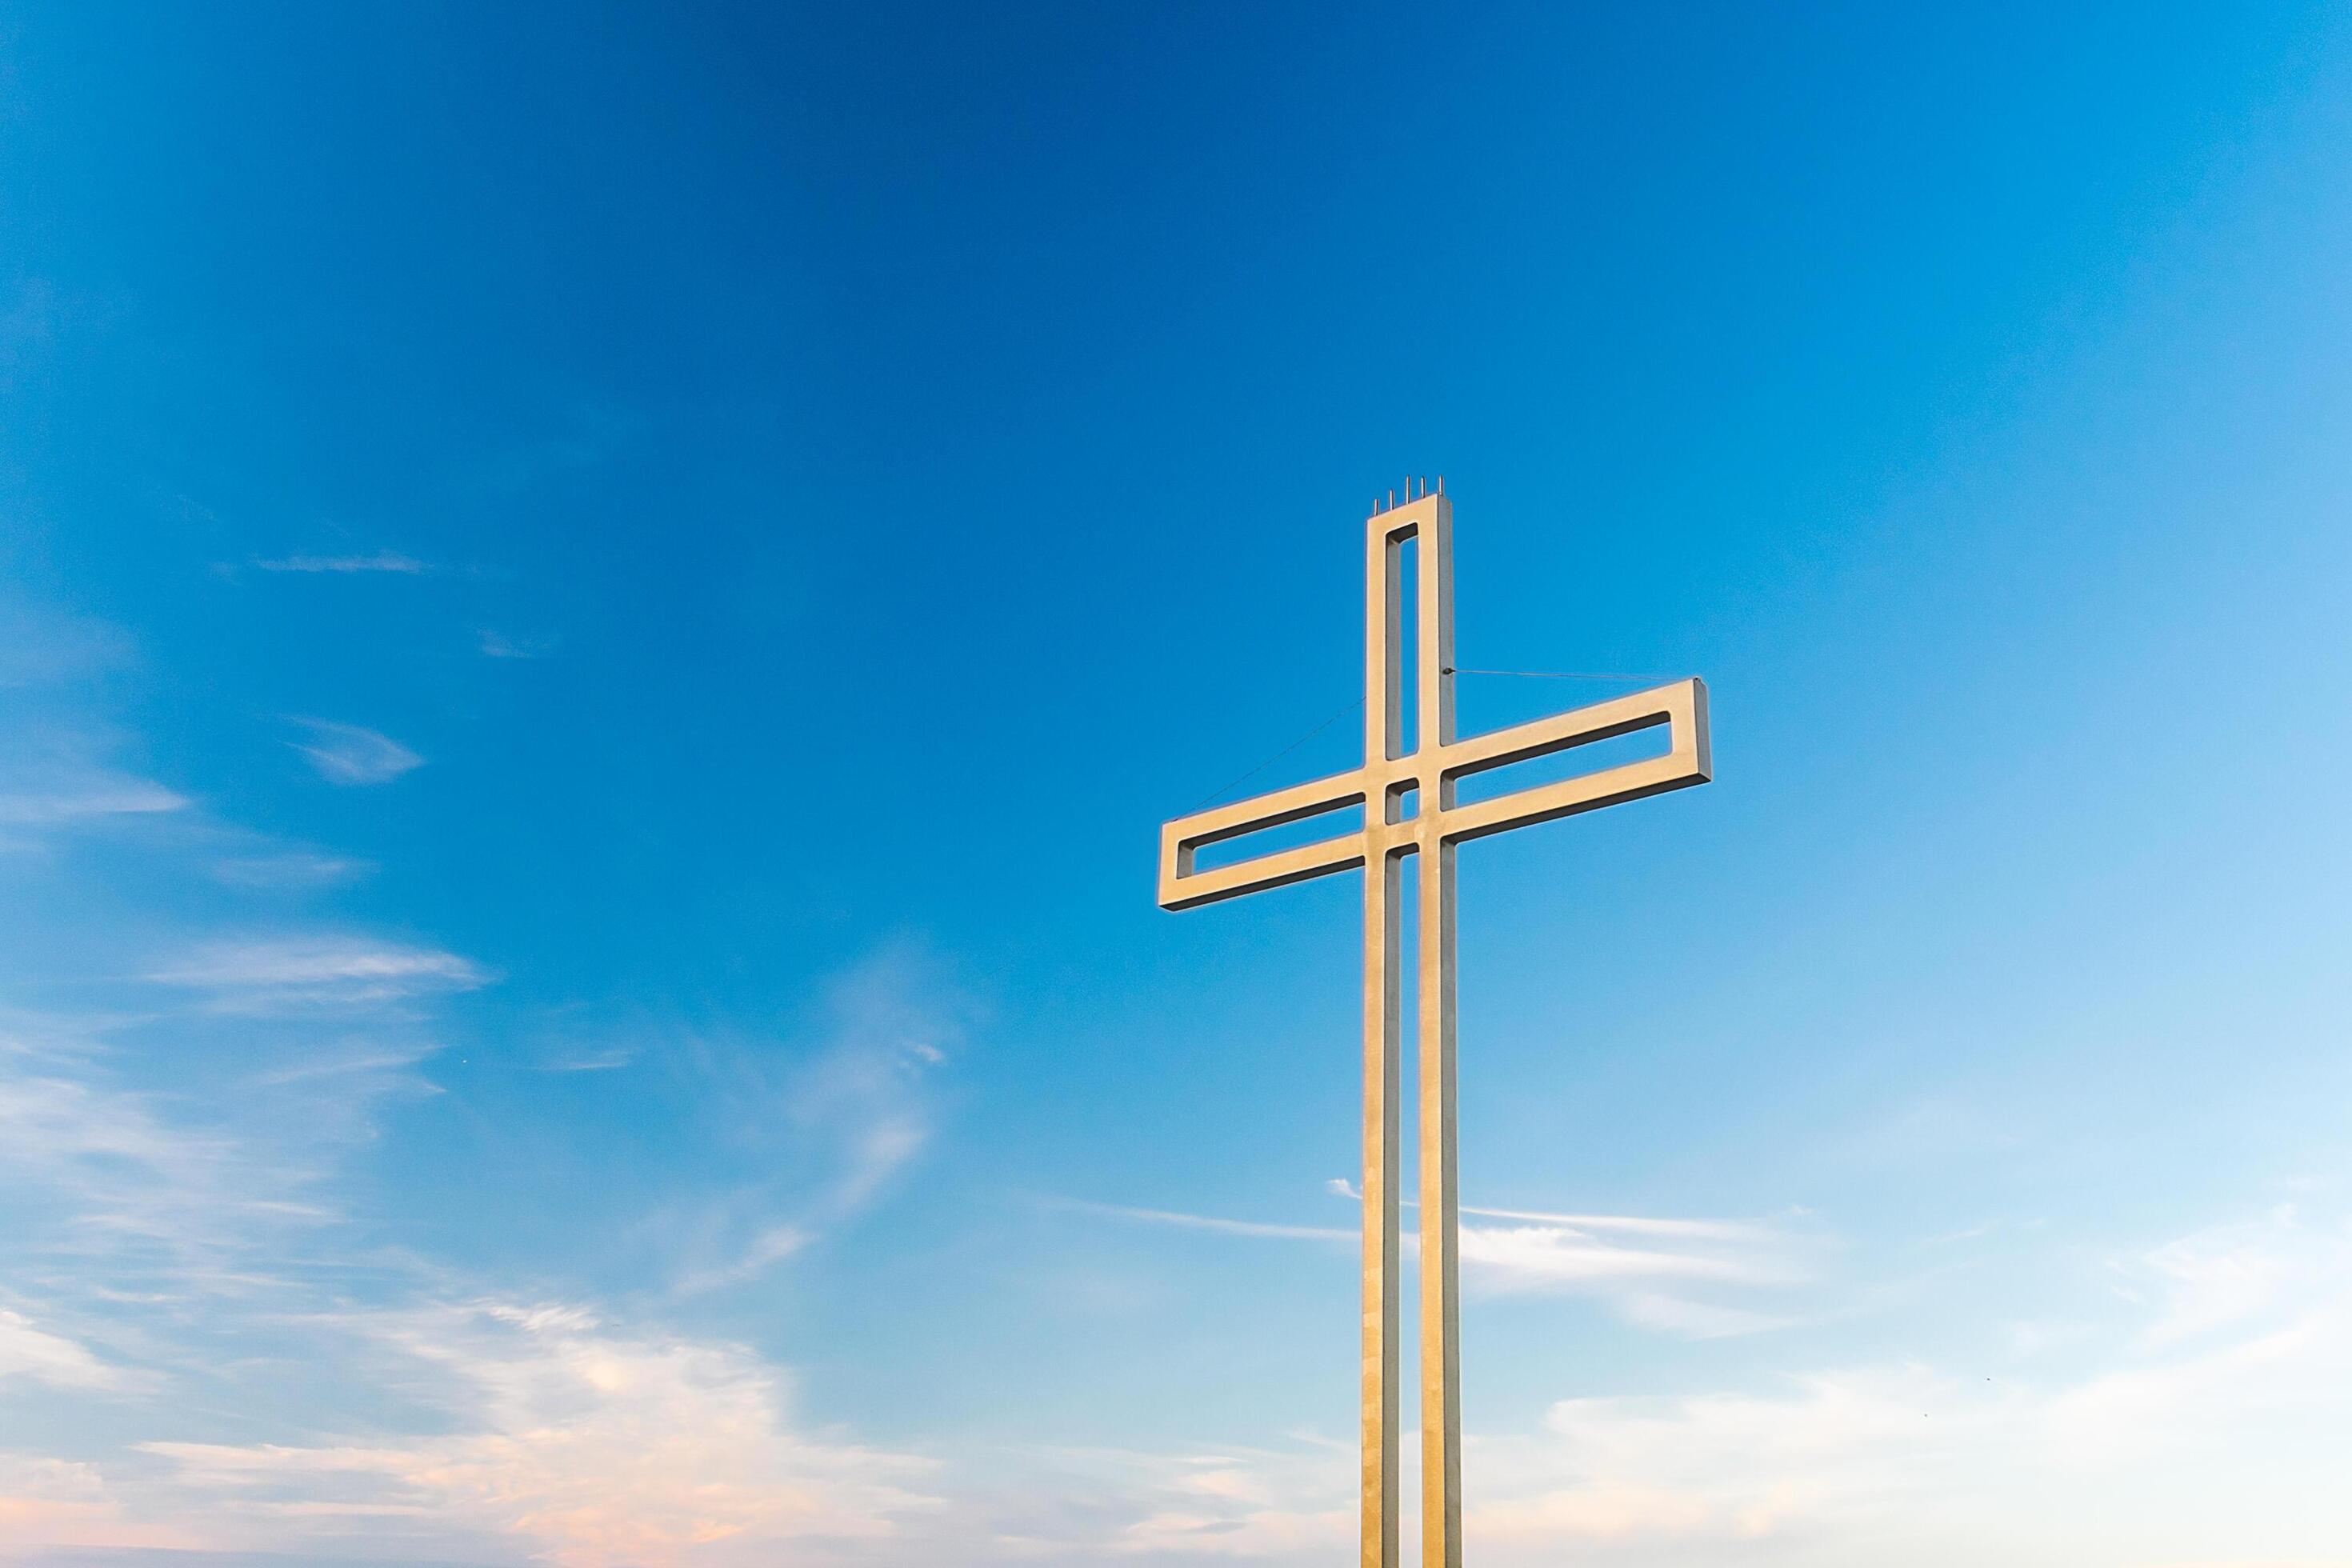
left=1359, top=511, right=1405, bottom=1568
left=1158, top=483, right=1713, bottom=1568
left=1415, top=494, right=1462, bottom=1568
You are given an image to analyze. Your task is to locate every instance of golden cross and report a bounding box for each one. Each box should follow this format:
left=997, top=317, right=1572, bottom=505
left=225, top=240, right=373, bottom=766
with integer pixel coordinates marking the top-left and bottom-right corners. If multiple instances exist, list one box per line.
left=1156, top=478, right=1712, bottom=1568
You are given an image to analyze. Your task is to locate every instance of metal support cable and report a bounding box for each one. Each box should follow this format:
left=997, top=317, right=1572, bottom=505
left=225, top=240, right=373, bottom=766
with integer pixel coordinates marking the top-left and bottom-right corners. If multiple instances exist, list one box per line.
left=1178, top=694, right=1363, bottom=816
left=1442, top=666, right=1677, bottom=682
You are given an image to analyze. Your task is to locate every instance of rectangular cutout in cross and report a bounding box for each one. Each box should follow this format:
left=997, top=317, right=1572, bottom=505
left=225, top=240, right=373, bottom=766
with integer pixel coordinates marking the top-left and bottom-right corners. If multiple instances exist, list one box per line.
left=1446, top=715, right=1672, bottom=810
left=1188, top=798, right=1366, bottom=872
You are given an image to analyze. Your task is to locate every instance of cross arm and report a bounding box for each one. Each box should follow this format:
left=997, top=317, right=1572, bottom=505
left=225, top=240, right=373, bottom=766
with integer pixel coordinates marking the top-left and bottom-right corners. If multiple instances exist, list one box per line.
left=1438, top=677, right=1710, bottom=843
left=1158, top=767, right=1370, bottom=911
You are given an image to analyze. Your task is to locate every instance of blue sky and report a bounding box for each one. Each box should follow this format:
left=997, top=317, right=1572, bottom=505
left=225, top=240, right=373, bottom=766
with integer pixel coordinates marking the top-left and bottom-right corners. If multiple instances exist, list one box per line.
left=4, top=3, right=2352, bottom=1563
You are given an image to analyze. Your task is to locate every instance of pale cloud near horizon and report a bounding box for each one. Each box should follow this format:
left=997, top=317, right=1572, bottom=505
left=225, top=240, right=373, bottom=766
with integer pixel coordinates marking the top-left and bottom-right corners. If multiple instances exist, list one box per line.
left=10, top=1202, right=2348, bottom=1567
left=978, top=1204, right=2352, bottom=1568
left=132, top=1301, right=942, bottom=1566
left=2130, top=1205, right=2347, bottom=1350
left=0, top=1450, right=197, bottom=1556
left=7, top=890, right=2350, bottom=1567
left=0, top=1298, right=943, bottom=1566
left=288, top=719, right=423, bottom=785
left=1445, top=1210, right=2352, bottom=1566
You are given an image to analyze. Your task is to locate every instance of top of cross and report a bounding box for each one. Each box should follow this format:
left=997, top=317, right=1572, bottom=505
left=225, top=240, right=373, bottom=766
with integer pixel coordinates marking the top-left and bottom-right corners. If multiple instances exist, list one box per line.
left=1373, top=476, right=1443, bottom=515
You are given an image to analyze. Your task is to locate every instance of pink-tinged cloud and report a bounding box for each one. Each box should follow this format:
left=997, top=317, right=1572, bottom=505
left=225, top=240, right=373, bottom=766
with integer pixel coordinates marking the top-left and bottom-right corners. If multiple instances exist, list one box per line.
left=142, top=1301, right=940, bottom=1566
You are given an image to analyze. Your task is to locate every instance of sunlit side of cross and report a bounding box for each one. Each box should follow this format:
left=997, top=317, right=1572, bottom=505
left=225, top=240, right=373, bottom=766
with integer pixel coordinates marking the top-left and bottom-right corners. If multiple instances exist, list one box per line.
left=1156, top=478, right=1712, bottom=1568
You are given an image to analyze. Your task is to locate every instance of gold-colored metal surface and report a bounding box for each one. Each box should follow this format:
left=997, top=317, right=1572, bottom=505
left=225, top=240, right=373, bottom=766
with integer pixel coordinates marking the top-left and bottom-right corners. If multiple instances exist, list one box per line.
left=1156, top=482, right=1711, bottom=1566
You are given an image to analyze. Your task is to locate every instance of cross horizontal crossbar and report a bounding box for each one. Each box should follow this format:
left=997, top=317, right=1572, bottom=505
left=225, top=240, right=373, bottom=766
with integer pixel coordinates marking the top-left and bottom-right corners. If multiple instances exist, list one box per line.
left=1158, top=675, right=1710, bottom=912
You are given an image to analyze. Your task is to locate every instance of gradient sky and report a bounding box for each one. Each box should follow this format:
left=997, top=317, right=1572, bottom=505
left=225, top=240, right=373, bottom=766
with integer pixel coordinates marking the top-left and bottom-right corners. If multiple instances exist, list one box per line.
left=5, top=4, right=2352, bottom=1566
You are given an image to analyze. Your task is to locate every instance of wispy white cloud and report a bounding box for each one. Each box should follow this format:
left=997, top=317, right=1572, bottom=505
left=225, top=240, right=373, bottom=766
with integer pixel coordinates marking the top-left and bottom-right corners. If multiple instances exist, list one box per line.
left=671, top=1225, right=814, bottom=1298
left=254, top=550, right=427, bottom=574
left=0, top=594, right=134, bottom=687
left=251, top=1038, right=445, bottom=1086
left=145, top=936, right=490, bottom=1013
left=1077, top=1184, right=1818, bottom=1338
left=0, top=1049, right=244, bottom=1208
left=787, top=941, right=974, bottom=1215
left=1458, top=1225, right=1809, bottom=1337
left=2128, top=1205, right=2343, bottom=1350
left=0, top=722, right=186, bottom=859
left=538, top=1044, right=636, bottom=1073
left=0, top=1308, right=122, bottom=1390
left=654, top=941, right=978, bottom=1298
left=0, top=777, right=186, bottom=828
left=0, top=1018, right=358, bottom=1314
left=288, top=720, right=423, bottom=786
left=1459, top=1205, right=1787, bottom=1246
left=1460, top=1214, right=1817, bottom=1336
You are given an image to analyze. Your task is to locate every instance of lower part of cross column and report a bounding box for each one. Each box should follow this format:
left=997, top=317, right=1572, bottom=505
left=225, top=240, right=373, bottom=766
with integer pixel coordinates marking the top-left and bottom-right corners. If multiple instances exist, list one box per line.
left=1418, top=838, right=1462, bottom=1568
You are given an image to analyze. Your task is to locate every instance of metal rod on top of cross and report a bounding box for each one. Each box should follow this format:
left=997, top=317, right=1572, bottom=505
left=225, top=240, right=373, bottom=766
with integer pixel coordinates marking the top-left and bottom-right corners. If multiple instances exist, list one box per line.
left=1156, top=484, right=1712, bottom=1568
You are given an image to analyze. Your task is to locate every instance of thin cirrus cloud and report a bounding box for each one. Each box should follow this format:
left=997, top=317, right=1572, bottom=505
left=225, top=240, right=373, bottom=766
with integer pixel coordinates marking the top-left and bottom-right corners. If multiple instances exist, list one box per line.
left=1071, top=1182, right=1816, bottom=1340
left=0, top=594, right=134, bottom=686
left=658, top=940, right=981, bottom=1298
left=478, top=628, right=556, bottom=659
left=253, top=550, right=426, bottom=574
left=670, top=1224, right=814, bottom=1298
left=209, top=850, right=373, bottom=889
left=0, top=765, right=186, bottom=855
left=289, top=719, right=423, bottom=785
left=0, top=776, right=186, bottom=827
left=144, top=935, right=491, bottom=1013
left=0, top=1019, right=350, bottom=1294
left=0, top=1307, right=123, bottom=1390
